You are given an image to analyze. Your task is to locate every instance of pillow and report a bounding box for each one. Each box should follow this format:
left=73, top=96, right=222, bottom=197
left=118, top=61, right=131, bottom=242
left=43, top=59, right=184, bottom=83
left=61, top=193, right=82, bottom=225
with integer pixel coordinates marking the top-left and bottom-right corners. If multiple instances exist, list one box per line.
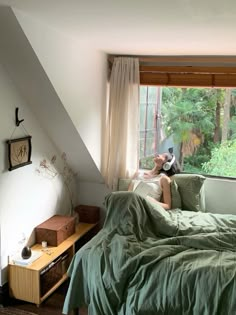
left=172, top=174, right=206, bottom=212
left=117, top=178, right=132, bottom=191
left=118, top=178, right=182, bottom=209
left=170, top=180, right=182, bottom=209
left=117, top=174, right=206, bottom=211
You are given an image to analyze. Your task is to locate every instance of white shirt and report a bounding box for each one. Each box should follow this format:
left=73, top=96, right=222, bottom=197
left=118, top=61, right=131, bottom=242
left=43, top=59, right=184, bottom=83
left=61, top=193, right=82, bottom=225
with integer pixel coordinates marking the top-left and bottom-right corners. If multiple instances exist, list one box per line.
left=132, top=173, right=165, bottom=201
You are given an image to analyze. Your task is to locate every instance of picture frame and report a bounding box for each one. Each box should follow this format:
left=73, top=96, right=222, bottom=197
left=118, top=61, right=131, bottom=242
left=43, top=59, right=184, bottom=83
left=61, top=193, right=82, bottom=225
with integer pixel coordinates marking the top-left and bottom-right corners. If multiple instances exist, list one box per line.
left=6, top=136, right=32, bottom=171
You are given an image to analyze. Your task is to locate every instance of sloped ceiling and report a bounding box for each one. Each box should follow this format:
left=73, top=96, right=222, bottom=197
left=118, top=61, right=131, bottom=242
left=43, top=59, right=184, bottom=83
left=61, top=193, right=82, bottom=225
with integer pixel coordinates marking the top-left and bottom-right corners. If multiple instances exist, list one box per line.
left=0, top=7, right=104, bottom=183
left=0, top=0, right=236, bottom=182
left=1, top=0, right=236, bottom=55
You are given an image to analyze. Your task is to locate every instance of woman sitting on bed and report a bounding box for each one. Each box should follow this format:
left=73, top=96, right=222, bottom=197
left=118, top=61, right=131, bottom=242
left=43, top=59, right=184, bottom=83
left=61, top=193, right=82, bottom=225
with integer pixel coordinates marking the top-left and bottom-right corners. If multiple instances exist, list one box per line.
left=129, top=152, right=180, bottom=210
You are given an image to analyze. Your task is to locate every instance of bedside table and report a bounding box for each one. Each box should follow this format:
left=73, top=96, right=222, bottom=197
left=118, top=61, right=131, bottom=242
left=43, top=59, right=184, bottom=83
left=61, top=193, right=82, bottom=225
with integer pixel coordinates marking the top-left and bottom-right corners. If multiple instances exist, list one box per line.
left=8, top=222, right=99, bottom=306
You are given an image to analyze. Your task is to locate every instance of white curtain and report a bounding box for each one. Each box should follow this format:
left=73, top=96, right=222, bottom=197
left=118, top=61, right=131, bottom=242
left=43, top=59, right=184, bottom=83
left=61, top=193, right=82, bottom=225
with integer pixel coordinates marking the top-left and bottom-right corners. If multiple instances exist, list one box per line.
left=102, top=57, right=140, bottom=190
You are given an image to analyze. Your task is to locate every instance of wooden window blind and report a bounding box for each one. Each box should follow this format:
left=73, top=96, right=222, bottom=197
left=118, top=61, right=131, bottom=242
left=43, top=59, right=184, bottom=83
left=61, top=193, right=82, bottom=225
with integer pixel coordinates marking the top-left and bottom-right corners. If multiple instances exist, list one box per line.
left=108, top=56, right=236, bottom=87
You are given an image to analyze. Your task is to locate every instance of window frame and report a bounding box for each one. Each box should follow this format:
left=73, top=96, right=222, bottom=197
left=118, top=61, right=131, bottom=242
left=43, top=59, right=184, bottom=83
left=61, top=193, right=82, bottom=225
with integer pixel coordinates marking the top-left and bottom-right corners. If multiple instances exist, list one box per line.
left=109, top=56, right=236, bottom=179
left=139, top=85, right=236, bottom=180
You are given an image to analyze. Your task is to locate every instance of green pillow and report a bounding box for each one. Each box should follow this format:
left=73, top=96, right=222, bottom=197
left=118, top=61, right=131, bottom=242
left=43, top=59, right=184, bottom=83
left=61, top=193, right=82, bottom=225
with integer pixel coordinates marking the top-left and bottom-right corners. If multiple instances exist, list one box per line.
left=117, top=178, right=132, bottom=191
left=170, top=180, right=182, bottom=209
left=173, top=174, right=206, bottom=212
left=117, top=174, right=206, bottom=212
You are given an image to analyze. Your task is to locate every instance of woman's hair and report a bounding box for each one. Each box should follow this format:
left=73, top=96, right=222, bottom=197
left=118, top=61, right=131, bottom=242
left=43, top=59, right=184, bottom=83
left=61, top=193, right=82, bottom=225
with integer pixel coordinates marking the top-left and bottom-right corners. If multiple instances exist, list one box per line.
left=161, top=152, right=181, bottom=177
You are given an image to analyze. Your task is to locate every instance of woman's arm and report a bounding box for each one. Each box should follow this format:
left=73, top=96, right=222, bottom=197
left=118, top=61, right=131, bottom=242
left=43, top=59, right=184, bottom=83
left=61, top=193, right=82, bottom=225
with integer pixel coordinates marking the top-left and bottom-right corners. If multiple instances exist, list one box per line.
left=128, top=170, right=140, bottom=191
left=146, top=176, right=171, bottom=210
left=128, top=181, right=134, bottom=191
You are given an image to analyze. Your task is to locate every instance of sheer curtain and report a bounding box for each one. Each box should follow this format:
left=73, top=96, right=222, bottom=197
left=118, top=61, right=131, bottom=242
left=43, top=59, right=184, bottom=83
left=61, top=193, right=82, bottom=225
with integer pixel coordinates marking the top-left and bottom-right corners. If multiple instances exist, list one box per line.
left=102, top=57, right=140, bottom=190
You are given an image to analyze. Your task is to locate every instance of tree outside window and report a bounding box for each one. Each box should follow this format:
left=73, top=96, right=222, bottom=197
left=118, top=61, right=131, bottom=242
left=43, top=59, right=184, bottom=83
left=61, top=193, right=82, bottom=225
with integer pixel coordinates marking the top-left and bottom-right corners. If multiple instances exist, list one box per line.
left=139, top=86, right=236, bottom=178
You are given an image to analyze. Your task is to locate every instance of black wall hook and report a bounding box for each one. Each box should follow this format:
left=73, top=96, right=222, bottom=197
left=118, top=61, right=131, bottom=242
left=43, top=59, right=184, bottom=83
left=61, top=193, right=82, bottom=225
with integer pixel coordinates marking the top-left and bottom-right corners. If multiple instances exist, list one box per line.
left=15, top=107, right=24, bottom=127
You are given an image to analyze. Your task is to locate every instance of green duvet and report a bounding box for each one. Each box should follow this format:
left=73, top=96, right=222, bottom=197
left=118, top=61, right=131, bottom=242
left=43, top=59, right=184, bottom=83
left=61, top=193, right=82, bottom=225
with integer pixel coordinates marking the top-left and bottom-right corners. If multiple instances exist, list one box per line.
left=63, top=192, right=236, bottom=315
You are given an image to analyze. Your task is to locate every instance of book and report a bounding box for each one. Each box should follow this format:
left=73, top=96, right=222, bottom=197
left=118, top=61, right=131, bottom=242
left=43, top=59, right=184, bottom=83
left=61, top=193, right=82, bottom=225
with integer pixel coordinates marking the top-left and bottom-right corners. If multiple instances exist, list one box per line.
left=12, top=250, right=43, bottom=266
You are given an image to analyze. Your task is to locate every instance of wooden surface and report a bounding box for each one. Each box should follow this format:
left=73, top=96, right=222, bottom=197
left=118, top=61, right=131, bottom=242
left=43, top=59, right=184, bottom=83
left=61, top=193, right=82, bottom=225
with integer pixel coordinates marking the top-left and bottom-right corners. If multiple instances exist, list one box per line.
left=8, top=222, right=98, bottom=305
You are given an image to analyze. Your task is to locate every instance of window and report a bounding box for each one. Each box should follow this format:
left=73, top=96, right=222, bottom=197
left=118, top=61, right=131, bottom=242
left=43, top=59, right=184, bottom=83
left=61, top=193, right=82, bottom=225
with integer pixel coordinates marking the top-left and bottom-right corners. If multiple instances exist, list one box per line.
left=139, top=86, right=236, bottom=178
left=108, top=55, right=236, bottom=178
left=139, top=86, right=160, bottom=162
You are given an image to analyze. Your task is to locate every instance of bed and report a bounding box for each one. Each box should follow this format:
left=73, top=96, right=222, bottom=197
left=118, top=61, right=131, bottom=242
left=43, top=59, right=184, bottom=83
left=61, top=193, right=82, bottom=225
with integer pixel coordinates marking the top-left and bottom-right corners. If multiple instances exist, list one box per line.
left=63, top=174, right=236, bottom=315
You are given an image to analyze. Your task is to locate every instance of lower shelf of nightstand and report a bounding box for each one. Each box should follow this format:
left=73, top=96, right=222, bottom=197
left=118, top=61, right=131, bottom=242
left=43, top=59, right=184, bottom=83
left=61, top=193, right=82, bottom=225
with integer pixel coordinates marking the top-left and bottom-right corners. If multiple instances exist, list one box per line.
left=40, top=273, right=68, bottom=303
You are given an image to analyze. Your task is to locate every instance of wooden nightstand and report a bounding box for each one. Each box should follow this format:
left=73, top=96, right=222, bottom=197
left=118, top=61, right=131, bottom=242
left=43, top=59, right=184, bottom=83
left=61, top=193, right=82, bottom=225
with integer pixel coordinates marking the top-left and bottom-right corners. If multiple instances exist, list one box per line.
left=8, top=222, right=98, bottom=306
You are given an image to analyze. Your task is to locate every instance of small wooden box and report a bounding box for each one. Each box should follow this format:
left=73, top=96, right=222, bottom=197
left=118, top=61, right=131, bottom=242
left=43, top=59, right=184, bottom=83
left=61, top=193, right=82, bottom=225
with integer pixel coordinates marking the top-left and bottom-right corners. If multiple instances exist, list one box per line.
left=35, top=215, right=76, bottom=246
left=75, top=205, right=100, bottom=223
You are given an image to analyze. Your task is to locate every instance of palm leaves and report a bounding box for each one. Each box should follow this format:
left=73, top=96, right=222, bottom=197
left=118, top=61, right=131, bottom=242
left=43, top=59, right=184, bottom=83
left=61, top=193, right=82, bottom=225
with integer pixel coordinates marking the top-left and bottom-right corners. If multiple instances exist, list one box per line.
left=162, top=88, right=216, bottom=165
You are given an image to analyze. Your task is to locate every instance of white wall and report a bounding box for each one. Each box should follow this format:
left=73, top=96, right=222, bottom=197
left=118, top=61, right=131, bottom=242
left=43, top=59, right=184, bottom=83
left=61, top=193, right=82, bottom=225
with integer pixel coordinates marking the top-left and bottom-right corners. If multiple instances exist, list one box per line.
left=0, top=7, right=105, bottom=184
left=78, top=182, right=110, bottom=223
left=0, top=64, right=77, bottom=285
left=205, top=177, right=236, bottom=214
left=14, top=8, right=108, bottom=173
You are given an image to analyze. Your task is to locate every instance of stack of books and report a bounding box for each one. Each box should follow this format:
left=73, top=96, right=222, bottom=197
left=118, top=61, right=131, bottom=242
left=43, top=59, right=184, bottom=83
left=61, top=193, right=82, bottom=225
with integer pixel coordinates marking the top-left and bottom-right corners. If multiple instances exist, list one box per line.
left=11, top=250, right=42, bottom=266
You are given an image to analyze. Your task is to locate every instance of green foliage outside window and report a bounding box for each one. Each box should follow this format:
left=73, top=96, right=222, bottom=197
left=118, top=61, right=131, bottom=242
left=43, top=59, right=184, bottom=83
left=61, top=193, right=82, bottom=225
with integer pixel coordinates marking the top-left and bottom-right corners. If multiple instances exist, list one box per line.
left=202, top=140, right=236, bottom=177
left=140, top=86, right=236, bottom=178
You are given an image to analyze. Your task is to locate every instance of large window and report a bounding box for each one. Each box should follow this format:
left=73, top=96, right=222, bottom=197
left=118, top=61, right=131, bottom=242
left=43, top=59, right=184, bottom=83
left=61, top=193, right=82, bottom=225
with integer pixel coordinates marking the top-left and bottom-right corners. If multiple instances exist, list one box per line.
left=109, top=55, right=236, bottom=178
left=139, top=86, right=236, bottom=178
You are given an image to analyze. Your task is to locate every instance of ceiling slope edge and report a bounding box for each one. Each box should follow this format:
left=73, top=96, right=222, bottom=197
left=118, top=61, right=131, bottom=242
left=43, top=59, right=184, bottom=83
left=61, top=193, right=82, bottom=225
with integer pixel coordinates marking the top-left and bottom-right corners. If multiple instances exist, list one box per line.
left=0, top=6, right=104, bottom=183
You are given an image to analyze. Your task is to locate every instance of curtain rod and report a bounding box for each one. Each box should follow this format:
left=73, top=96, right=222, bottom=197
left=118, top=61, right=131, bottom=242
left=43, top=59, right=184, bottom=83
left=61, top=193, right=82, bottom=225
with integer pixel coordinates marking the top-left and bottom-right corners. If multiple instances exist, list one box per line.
left=108, top=55, right=236, bottom=66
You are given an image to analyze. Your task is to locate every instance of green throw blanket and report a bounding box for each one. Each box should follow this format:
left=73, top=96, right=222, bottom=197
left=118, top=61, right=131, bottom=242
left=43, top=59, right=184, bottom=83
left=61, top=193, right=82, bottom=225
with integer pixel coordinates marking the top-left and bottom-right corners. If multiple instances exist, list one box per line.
left=63, top=192, right=236, bottom=315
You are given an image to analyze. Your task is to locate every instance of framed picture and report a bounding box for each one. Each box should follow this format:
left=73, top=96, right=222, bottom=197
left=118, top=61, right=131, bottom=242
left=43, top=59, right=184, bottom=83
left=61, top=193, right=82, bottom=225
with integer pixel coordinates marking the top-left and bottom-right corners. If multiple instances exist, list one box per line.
left=6, top=136, right=32, bottom=171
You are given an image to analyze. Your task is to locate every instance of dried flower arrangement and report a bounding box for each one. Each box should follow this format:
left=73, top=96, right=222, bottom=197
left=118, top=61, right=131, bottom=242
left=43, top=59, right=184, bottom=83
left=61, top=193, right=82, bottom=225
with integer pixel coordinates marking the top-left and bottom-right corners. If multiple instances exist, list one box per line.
left=36, top=152, right=77, bottom=215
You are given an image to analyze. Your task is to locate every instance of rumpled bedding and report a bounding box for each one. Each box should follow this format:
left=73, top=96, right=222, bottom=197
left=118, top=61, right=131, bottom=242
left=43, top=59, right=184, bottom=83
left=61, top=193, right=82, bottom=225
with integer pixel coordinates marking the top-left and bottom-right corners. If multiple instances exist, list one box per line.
left=63, top=192, right=236, bottom=315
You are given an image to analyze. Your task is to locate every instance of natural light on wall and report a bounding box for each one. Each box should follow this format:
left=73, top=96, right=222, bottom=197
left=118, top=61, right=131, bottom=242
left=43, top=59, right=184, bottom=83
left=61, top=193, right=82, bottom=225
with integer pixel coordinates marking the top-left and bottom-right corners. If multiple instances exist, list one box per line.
left=139, top=86, right=236, bottom=178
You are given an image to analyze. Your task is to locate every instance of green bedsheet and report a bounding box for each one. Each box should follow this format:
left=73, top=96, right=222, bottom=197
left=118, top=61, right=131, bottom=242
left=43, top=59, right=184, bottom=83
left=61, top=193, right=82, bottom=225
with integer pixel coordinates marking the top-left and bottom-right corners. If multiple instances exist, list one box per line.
left=63, top=192, right=236, bottom=315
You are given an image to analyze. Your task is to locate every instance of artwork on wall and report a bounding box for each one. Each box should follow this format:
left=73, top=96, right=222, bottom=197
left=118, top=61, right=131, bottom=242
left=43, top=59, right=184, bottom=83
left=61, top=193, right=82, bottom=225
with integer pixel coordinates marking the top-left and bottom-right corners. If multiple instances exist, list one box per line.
left=36, top=152, right=77, bottom=216
left=6, top=136, right=32, bottom=171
